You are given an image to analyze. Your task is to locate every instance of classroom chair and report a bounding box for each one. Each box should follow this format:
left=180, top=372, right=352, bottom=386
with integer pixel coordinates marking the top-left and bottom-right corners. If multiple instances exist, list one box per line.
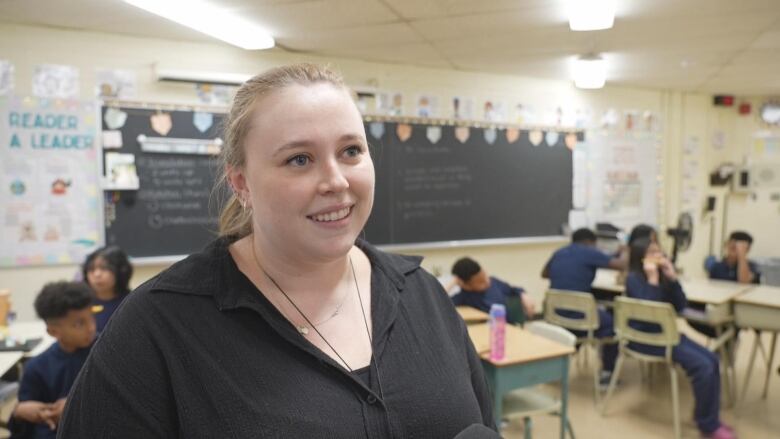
left=0, top=380, right=19, bottom=436
left=601, top=297, right=682, bottom=439
left=502, top=321, right=576, bottom=439
left=543, top=289, right=609, bottom=403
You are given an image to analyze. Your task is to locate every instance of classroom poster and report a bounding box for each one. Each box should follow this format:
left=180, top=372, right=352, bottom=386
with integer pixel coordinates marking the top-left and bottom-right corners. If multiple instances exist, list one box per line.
left=0, top=95, right=101, bottom=266
left=576, top=130, right=662, bottom=232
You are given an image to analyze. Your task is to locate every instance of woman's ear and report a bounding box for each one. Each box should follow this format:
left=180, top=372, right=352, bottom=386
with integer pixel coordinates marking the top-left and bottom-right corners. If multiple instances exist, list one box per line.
left=226, top=166, right=248, bottom=200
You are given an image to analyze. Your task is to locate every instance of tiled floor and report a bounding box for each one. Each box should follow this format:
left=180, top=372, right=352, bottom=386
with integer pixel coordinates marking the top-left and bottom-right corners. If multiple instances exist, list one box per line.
left=501, top=326, right=779, bottom=438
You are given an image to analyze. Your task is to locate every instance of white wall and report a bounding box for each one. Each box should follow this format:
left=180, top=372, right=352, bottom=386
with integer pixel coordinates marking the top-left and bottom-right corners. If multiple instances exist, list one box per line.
left=1, top=22, right=774, bottom=320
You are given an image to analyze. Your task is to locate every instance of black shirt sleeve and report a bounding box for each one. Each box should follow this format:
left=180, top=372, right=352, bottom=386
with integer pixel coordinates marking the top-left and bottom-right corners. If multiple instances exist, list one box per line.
left=58, top=291, right=178, bottom=438
left=460, top=315, right=495, bottom=431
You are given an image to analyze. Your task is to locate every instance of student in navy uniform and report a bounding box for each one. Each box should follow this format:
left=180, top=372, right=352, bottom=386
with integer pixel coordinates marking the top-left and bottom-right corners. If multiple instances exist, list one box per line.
left=626, top=238, right=736, bottom=439
left=708, top=231, right=760, bottom=284
left=81, top=245, right=133, bottom=332
left=9, top=281, right=96, bottom=439
left=542, top=228, right=624, bottom=385
left=690, top=231, right=761, bottom=339
left=450, top=257, right=535, bottom=324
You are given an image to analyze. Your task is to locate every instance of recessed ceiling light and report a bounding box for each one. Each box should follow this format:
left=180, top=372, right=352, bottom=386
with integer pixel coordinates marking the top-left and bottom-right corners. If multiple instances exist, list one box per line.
left=568, top=0, right=616, bottom=31
left=124, top=0, right=275, bottom=50
left=573, top=54, right=607, bottom=89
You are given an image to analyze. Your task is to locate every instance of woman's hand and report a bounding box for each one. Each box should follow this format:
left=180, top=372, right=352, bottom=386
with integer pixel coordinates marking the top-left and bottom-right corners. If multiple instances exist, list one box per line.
left=659, top=257, right=678, bottom=281
left=643, top=259, right=660, bottom=285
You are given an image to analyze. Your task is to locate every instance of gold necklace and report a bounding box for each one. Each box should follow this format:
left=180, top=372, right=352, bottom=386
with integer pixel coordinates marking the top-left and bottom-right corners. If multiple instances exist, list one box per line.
left=249, top=239, right=373, bottom=371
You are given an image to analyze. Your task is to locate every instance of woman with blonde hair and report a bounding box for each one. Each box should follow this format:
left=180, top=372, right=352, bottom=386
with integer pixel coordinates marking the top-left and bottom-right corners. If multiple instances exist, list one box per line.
left=60, top=63, right=496, bottom=438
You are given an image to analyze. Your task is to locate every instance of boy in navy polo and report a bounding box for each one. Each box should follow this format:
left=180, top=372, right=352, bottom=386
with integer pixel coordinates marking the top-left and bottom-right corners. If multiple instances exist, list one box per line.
left=542, top=228, right=625, bottom=386
left=708, top=231, right=760, bottom=284
left=450, top=257, right=535, bottom=324
left=10, top=281, right=96, bottom=439
left=690, top=231, right=761, bottom=339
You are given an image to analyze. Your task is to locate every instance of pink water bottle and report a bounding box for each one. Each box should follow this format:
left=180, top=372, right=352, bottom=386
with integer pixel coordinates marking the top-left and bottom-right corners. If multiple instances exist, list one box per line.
left=489, top=304, right=506, bottom=361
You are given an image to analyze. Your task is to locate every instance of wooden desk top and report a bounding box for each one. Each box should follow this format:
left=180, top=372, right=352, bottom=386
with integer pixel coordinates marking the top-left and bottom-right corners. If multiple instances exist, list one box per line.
left=8, top=321, right=55, bottom=358
left=591, top=268, right=625, bottom=294
left=456, top=306, right=489, bottom=323
left=0, top=351, right=23, bottom=376
left=734, top=285, right=780, bottom=309
left=467, top=323, right=574, bottom=367
left=680, top=278, right=753, bottom=305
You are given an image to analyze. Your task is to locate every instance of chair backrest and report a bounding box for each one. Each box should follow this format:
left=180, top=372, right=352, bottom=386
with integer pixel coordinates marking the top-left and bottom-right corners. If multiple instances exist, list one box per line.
left=505, top=294, right=526, bottom=325
left=613, top=296, right=680, bottom=348
left=525, top=321, right=576, bottom=347
left=543, top=289, right=599, bottom=332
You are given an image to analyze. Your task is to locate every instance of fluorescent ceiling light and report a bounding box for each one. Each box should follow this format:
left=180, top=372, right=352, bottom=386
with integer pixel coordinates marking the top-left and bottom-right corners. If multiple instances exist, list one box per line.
left=124, top=0, right=274, bottom=50
left=573, top=55, right=606, bottom=89
left=568, top=0, right=616, bottom=31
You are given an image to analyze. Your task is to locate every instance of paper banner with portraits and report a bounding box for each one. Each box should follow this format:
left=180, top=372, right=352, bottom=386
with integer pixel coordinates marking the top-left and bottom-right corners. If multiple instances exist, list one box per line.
left=0, top=95, right=101, bottom=266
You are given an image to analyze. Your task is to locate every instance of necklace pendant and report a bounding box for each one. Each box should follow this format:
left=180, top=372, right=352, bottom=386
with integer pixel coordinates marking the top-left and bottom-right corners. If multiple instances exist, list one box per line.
left=298, top=326, right=309, bottom=335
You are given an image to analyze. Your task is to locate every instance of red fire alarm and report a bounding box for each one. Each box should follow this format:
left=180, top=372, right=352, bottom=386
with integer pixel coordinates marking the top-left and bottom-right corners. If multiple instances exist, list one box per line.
left=714, top=95, right=735, bottom=106
left=739, top=102, right=751, bottom=115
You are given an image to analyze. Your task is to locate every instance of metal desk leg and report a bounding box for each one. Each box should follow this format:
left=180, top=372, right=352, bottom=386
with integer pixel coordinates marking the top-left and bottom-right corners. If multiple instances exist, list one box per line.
left=560, top=356, right=570, bottom=439
left=762, top=332, right=777, bottom=399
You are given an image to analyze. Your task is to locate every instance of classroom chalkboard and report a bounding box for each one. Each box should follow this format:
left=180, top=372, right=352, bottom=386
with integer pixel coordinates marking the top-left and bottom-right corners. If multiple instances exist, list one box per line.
left=363, top=122, right=578, bottom=246
left=101, top=105, right=226, bottom=259
left=102, top=107, right=577, bottom=259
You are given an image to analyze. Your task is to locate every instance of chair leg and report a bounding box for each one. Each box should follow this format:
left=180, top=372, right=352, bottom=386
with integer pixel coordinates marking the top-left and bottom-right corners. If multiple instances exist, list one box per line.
left=741, top=333, right=761, bottom=401
left=523, top=416, right=532, bottom=439
left=566, top=417, right=576, bottom=439
left=600, top=351, right=624, bottom=415
left=762, top=332, right=777, bottom=399
left=592, top=341, right=601, bottom=404
left=669, top=365, right=681, bottom=439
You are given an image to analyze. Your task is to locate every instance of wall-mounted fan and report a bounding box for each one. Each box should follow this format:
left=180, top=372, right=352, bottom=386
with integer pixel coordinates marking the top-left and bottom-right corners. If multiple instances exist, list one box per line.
left=667, top=212, right=693, bottom=264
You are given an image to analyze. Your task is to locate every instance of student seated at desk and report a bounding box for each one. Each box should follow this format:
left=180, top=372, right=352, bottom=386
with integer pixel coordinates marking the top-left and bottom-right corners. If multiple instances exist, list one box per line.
left=708, top=231, right=760, bottom=284
left=542, top=228, right=624, bottom=385
left=626, top=238, right=735, bottom=439
left=9, top=281, right=95, bottom=439
left=451, top=257, right=534, bottom=324
left=690, top=231, right=760, bottom=339
left=81, top=246, right=133, bottom=333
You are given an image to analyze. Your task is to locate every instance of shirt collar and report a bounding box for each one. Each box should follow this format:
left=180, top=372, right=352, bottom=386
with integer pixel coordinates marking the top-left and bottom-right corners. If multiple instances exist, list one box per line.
left=147, top=236, right=423, bottom=311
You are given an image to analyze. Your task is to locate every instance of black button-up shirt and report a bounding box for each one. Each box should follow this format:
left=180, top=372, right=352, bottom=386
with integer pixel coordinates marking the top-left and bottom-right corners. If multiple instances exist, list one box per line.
left=59, top=238, right=494, bottom=438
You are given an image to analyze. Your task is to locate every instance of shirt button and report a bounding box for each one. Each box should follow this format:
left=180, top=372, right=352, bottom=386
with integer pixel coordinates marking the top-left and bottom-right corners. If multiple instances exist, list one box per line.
left=366, top=394, right=377, bottom=404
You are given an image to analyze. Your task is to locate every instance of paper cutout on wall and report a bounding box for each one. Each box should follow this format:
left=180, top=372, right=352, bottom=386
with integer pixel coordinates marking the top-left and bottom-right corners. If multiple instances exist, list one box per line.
left=565, top=133, right=578, bottom=150
left=529, top=130, right=543, bottom=146
left=193, top=112, right=213, bottom=133
left=545, top=131, right=559, bottom=147
left=369, top=122, right=385, bottom=139
left=150, top=112, right=172, bottom=136
left=32, top=64, right=79, bottom=99
left=396, top=123, right=412, bottom=142
left=104, top=107, right=127, bottom=130
left=95, top=68, right=136, bottom=99
left=455, top=126, right=470, bottom=144
left=426, top=126, right=441, bottom=144
left=0, top=59, right=14, bottom=96
left=417, top=95, right=437, bottom=118
left=601, top=108, right=619, bottom=128
left=484, top=128, right=497, bottom=145
left=102, top=130, right=123, bottom=149
left=506, top=128, right=519, bottom=143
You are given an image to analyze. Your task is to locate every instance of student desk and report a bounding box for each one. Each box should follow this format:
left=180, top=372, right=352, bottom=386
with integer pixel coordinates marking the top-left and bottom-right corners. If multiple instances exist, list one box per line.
left=0, top=352, right=24, bottom=377
left=9, top=321, right=55, bottom=358
left=590, top=268, right=625, bottom=295
left=456, top=306, right=489, bottom=324
left=680, top=278, right=753, bottom=404
left=734, top=285, right=780, bottom=399
left=467, top=323, right=574, bottom=438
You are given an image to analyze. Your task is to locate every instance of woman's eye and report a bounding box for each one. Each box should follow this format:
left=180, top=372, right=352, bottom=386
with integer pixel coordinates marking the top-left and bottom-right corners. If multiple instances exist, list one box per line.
left=344, top=145, right=362, bottom=157
left=287, top=155, right=310, bottom=166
